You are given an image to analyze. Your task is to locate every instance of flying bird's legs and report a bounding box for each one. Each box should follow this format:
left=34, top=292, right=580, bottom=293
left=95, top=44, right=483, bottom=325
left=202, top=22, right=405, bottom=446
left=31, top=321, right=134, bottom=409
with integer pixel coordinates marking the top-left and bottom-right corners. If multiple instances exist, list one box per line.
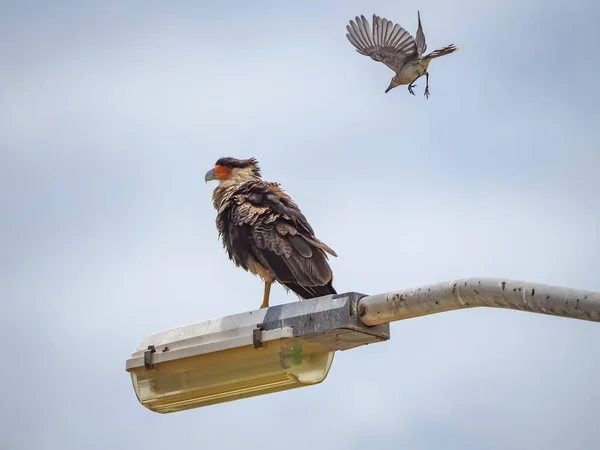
left=424, top=72, right=430, bottom=99
left=408, top=78, right=419, bottom=96
left=260, top=280, right=272, bottom=309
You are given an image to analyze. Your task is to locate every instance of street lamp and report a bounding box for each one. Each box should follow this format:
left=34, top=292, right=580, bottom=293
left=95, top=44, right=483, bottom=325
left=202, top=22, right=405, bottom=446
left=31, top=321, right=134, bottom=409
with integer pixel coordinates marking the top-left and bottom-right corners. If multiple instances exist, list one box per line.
left=126, top=278, right=600, bottom=413
left=126, top=293, right=389, bottom=413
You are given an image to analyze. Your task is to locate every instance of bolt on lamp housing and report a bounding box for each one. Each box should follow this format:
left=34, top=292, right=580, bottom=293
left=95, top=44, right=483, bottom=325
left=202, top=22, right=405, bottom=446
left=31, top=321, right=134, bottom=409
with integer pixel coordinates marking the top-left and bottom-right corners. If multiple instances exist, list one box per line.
left=126, top=292, right=390, bottom=413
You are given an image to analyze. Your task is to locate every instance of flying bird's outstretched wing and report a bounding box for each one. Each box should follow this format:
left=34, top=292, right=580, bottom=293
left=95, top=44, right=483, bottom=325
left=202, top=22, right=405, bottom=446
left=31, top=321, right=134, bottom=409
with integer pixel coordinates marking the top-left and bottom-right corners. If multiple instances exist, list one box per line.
left=346, top=14, right=418, bottom=73
left=224, top=181, right=337, bottom=299
left=415, top=11, right=427, bottom=56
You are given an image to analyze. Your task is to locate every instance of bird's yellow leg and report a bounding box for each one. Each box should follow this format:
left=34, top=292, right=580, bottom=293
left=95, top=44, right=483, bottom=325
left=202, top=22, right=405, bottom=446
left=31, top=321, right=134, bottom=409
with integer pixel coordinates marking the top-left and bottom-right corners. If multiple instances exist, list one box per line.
left=260, top=280, right=272, bottom=309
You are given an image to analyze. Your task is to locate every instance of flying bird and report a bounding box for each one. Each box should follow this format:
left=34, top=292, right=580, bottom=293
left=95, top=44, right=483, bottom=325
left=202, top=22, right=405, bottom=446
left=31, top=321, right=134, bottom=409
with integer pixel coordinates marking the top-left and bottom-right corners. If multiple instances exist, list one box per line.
left=346, top=11, right=460, bottom=98
left=205, top=157, right=337, bottom=309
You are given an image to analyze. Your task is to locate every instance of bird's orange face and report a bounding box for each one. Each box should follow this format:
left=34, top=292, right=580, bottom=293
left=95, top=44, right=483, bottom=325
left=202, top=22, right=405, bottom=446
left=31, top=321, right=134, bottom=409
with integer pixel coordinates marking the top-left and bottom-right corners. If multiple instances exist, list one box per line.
left=205, top=165, right=232, bottom=182
left=205, top=157, right=261, bottom=184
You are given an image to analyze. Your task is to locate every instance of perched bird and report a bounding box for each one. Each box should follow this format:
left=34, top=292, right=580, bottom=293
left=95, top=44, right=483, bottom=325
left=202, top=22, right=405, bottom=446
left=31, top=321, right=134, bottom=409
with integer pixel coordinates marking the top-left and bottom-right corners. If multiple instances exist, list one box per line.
left=205, top=157, right=337, bottom=309
left=346, top=11, right=460, bottom=98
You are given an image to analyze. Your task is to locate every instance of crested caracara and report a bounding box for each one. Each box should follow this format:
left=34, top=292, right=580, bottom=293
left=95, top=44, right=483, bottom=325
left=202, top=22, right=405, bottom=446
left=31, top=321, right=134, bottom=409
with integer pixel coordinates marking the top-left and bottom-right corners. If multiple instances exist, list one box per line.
left=205, top=157, right=337, bottom=309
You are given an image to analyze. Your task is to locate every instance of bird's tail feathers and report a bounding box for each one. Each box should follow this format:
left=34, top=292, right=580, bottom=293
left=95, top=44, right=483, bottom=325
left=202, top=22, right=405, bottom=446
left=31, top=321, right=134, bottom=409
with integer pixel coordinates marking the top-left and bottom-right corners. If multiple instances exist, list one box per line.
left=283, top=281, right=337, bottom=300
left=422, top=44, right=461, bottom=61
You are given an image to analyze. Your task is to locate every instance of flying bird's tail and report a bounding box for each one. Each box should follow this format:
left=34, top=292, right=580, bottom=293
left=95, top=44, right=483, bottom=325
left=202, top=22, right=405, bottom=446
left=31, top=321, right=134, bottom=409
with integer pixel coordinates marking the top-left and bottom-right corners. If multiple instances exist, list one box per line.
left=284, top=281, right=337, bottom=300
left=422, top=44, right=461, bottom=61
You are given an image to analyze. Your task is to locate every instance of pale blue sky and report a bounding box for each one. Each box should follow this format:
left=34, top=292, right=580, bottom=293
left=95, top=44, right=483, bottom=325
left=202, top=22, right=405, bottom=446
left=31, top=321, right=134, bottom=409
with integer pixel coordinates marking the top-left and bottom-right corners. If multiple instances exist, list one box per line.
left=1, top=1, right=599, bottom=449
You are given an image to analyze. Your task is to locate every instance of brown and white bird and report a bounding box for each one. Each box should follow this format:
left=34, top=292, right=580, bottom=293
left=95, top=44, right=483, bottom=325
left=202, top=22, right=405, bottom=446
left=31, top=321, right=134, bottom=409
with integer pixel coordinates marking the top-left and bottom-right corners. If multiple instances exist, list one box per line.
left=346, top=11, right=460, bottom=98
left=205, top=157, right=337, bottom=309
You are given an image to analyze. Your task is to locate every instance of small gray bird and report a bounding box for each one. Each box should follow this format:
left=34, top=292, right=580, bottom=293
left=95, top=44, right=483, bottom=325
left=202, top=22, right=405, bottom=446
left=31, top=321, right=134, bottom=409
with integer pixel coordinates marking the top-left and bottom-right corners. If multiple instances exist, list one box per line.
left=346, top=11, right=460, bottom=98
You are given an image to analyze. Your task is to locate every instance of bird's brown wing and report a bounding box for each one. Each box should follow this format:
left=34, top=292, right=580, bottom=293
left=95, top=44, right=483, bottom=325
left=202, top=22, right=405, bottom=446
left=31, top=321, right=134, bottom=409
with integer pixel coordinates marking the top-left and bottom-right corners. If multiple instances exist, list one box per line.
left=346, top=14, right=418, bottom=73
left=228, top=181, right=337, bottom=299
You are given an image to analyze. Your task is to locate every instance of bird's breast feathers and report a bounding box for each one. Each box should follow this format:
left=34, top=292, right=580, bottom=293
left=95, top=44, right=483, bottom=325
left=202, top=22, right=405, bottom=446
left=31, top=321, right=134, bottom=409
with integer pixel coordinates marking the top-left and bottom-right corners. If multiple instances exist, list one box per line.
left=396, top=61, right=429, bottom=85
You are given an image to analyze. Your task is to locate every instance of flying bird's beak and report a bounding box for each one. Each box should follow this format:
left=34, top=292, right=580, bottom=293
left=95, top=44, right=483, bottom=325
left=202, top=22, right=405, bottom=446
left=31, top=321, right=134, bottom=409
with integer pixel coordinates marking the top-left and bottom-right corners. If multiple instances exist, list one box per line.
left=385, top=83, right=393, bottom=94
left=204, top=168, right=218, bottom=183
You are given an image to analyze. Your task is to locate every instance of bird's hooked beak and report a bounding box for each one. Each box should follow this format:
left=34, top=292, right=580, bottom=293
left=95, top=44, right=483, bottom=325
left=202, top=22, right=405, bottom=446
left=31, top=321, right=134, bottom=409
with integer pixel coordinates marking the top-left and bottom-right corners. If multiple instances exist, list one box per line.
left=205, top=165, right=232, bottom=183
left=204, top=168, right=218, bottom=183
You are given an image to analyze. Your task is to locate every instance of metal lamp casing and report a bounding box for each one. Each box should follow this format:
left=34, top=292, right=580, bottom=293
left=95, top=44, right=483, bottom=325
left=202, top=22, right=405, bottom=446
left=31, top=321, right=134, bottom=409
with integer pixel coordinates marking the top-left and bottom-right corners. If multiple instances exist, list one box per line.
left=126, top=293, right=390, bottom=413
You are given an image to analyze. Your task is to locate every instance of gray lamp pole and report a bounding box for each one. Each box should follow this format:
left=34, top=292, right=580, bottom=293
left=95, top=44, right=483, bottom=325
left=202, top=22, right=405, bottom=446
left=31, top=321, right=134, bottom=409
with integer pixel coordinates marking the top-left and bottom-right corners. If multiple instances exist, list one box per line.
left=357, top=278, right=600, bottom=326
left=126, top=277, right=600, bottom=413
